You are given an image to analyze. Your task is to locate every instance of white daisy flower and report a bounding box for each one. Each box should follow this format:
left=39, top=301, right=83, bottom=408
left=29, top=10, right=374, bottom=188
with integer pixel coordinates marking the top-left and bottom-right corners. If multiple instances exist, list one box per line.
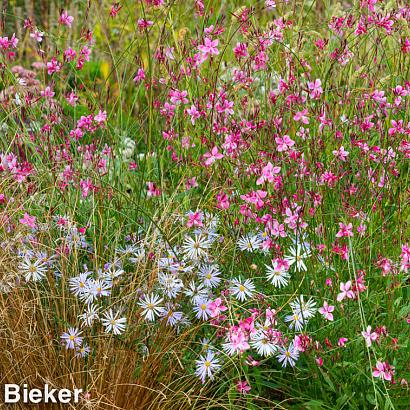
left=93, top=279, right=112, bottom=298
left=230, top=277, right=255, bottom=302
left=168, top=260, right=193, bottom=275
left=199, top=264, right=222, bottom=288
left=184, top=281, right=209, bottom=304
left=193, top=298, right=212, bottom=320
left=19, top=256, right=47, bottom=282
left=79, top=279, right=111, bottom=304
left=277, top=343, right=299, bottom=367
left=158, top=272, right=184, bottom=298
left=265, top=262, right=290, bottom=288
left=129, top=247, right=146, bottom=264
left=116, top=243, right=139, bottom=257
left=237, top=234, right=262, bottom=252
left=75, top=344, right=90, bottom=358
left=138, top=293, right=164, bottom=322
left=102, top=266, right=124, bottom=283
left=158, top=256, right=176, bottom=270
left=182, top=234, right=211, bottom=260
left=284, top=244, right=311, bottom=271
left=101, top=309, right=127, bottom=335
left=160, top=303, right=184, bottom=326
left=290, top=295, right=317, bottom=320
left=69, top=272, right=90, bottom=296
left=78, top=304, right=100, bottom=327
left=250, top=330, right=279, bottom=357
left=284, top=312, right=305, bottom=331
left=61, top=327, right=82, bottom=349
left=195, top=350, right=221, bottom=384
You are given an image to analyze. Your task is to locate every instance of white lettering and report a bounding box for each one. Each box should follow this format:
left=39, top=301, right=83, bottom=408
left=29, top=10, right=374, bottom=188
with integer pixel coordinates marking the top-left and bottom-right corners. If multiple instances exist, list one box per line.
left=4, top=384, right=20, bottom=403
left=74, top=388, right=82, bottom=403
left=44, top=384, right=57, bottom=403
left=3, top=384, right=80, bottom=403
left=28, top=389, right=42, bottom=404
left=58, top=389, right=72, bottom=403
left=22, top=384, right=28, bottom=403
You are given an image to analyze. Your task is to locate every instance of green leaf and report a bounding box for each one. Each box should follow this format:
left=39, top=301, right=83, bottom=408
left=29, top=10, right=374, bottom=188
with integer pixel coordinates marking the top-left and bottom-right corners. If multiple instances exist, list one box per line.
left=319, top=369, right=336, bottom=393
left=366, top=394, right=376, bottom=405
left=306, top=399, right=326, bottom=409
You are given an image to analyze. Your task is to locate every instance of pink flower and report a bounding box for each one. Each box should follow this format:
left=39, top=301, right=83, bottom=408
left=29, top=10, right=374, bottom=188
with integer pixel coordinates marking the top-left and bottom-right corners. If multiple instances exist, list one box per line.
left=224, top=326, right=250, bottom=354
left=41, top=86, right=55, bottom=100
left=266, top=0, right=277, bottom=9
left=80, top=178, right=94, bottom=198
left=20, top=213, right=36, bottom=229
left=256, top=162, right=281, bottom=185
left=275, top=135, right=295, bottom=152
left=215, top=99, right=234, bottom=116
left=388, top=120, right=404, bottom=136
left=0, top=33, right=18, bottom=50
left=402, top=37, right=410, bottom=54
left=336, top=222, right=353, bottom=238
left=30, top=30, right=44, bottom=43
left=203, top=146, right=224, bottom=166
left=307, top=78, right=323, bottom=99
left=109, top=3, right=122, bottom=17
left=338, top=337, right=348, bottom=347
left=332, top=146, right=349, bottom=161
left=239, top=316, right=256, bottom=334
left=133, top=68, right=145, bottom=82
left=361, top=325, right=378, bottom=347
left=373, top=361, right=394, bottom=382
left=169, top=89, right=188, bottom=105
left=209, top=297, right=227, bottom=317
left=64, top=47, right=76, bottom=62
left=240, top=190, right=267, bottom=209
left=66, top=92, right=78, bottom=106
left=186, top=211, right=203, bottom=228
left=46, top=57, right=62, bottom=75
left=198, top=37, right=219, bottom=57
left=58, top=11, right=74, bottom=27
left=185, top=177, right=198, bottom=190
left=186, top=105, right=201, bottom=125
left=245, top=356, right=260, bottom=366
left=216, top=191, right=230, bottom=210
left=80, top=46, right=91, bottom=61
left=94, top=110, right=107, bottom=124
left=137, top=19, right=154, bottom=31
left=337, top=281, right=355, bottom=302
left=319, top=301, right=335, bottom=321
left=147, top=182, right=161, bottom=197
left=233, top=42, right=248, bottom=59
left=236, top=380, right=251, bottom=395
left=400, top=243, right=409, bottom=273
left=357, top=223, right=367, bottom=236
left=293, top=109, right=309, bottom=124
